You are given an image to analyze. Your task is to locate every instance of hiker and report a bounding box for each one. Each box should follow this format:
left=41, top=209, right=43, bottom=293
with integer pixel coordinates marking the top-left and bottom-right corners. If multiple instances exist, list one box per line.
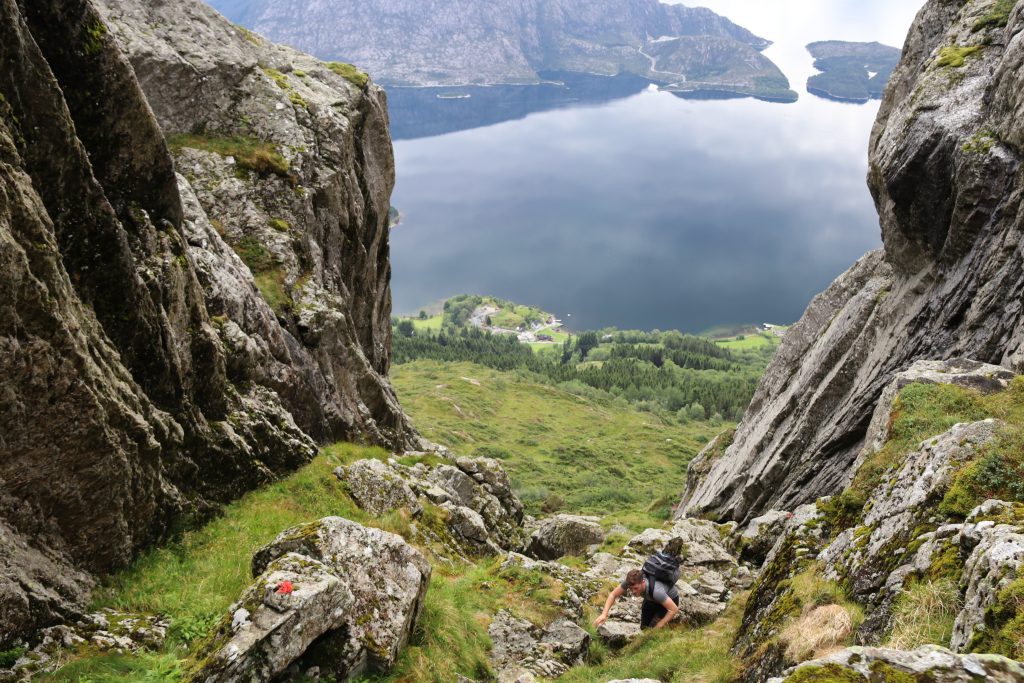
left=593, top=549, right=681, bottom=630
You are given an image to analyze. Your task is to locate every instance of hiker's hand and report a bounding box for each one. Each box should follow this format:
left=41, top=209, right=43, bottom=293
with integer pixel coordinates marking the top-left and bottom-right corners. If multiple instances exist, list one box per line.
left=594, top=613, right=608, bottom=627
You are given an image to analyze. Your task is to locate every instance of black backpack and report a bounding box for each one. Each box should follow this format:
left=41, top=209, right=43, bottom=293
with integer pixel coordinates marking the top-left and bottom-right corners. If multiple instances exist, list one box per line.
left=641, top=550, right=681, bottom=585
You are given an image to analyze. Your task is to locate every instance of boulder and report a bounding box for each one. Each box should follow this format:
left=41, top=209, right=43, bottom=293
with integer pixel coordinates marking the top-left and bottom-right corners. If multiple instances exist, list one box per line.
left=250, top=517, right=431, bottom=674
left=625, top=518, right=735, bottom=568
left=525, top=514, right=605, bottom=561
left=497, top=669, right=538, bottom=683
left=597, top=619, right=640, bottom=648
left=184, top=553, right=353, bottom=683
left=335, top=459, right=422, bottom=517
left=775, top=645, right=1024, bottom=682
left=332, top=455, right=527, bottom=556
left=427, top=466, right=479, bottom=508
left=488, top=610, right=589, bottom=679
left=440, top=502, right=496, bottom=552
left=538, top=617, right=590, bottom=664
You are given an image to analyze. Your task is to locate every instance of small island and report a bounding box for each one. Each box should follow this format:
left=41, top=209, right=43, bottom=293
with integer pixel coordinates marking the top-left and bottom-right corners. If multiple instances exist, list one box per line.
left=805, top=40, right=901, bottom=103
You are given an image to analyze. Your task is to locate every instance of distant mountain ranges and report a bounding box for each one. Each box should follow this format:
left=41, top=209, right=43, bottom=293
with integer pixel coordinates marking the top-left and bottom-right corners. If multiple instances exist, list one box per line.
left=207, top=0, right=799, bottom=102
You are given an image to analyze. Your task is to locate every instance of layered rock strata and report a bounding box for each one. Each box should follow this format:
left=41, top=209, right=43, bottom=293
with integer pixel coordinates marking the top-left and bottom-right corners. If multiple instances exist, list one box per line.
left=680, top=0, right=1024, bottom=523
left=730, top=371, right=1024, bottom=681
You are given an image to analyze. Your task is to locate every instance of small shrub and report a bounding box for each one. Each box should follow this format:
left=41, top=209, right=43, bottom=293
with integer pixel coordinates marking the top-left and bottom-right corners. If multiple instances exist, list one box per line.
left=169, top=612, right=219, bottom=645
left=268, top=218, right=290, bottom=232
left=541, top=492, right=565, bottom=513
left=474, top=445, right=511, bottom=460
left=940, top=427, right=1024, bottom=518
left=0, top=647, right=26, bottom=668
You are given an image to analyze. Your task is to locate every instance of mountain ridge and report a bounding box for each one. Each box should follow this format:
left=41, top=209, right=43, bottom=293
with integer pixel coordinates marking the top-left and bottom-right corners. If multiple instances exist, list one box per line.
left=207, top=0, right=797, bottom=101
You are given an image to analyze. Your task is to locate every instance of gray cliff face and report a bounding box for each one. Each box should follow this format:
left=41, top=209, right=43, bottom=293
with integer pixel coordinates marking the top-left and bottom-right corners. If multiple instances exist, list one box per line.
left=0, top=0, right=414, bottom=643
left=206, top=0, right=793, bottom=99
left=95, top=0, right=419, bottom=450
left=680, top=0, right=1024, bottom=523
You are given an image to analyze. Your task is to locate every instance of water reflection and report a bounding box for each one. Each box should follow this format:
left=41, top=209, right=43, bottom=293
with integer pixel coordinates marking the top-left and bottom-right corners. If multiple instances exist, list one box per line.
left=386, top=72, right=652, bottom=141
left=389, top=0, right=926, bottom=332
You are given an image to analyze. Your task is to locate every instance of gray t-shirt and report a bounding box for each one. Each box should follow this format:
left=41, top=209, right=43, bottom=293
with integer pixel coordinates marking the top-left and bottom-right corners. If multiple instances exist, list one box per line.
left=621, top=576, right=680, bottom=604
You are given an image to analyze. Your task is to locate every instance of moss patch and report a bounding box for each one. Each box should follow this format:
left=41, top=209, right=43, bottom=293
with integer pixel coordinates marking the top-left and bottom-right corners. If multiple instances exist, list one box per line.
left=973, top=0, right=1016, bottom=31
left=935, top=45, right=984, bottom=68
left=967, top=574, right=1024, bottom=658
left=82, top=17, right=107, bottom=56
left=963, top=130, right=998, bottom=155
left=325, top=62, right=369, bottom=88
left=782, top=662, right=864, bottom=682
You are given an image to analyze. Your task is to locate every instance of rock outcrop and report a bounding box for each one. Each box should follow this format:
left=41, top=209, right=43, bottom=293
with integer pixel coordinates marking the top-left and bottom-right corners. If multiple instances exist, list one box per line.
left=680, top=0, right=1024, bottom=525
left=774, top=645, right=1024, bottom=682
left=488, top=611, right=590, bottom=679
left=730, top=371, right=1024, bottom=680
left=188, top=517, right=430, bottom=682
left=0, top=0, right=415, bottom=645
left=335, top=455, right=527, bottom=555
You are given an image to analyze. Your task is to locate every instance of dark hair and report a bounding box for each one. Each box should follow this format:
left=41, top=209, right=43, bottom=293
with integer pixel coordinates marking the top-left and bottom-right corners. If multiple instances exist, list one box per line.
left=625, top=569, right=644, bottom=586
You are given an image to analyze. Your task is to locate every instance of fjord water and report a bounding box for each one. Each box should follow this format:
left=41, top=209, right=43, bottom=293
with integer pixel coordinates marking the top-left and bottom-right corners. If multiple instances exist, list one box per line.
left=389, top=0, right=925, bottom=332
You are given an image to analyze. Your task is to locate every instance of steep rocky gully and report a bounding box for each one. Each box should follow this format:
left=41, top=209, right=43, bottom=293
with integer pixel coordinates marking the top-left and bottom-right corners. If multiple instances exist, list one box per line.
left=4, top=0, right=1024, bottom=682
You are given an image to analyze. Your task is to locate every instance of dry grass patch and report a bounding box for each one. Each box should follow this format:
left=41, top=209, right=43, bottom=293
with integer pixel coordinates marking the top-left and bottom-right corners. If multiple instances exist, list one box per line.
left=782, top=603, right=853, bottom=662
left=886, top=578, right=961, bottom=649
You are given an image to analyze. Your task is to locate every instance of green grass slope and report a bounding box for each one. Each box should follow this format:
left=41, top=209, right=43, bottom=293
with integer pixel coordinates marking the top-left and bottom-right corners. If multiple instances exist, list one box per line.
left=392, top=360, right=725, bottom=528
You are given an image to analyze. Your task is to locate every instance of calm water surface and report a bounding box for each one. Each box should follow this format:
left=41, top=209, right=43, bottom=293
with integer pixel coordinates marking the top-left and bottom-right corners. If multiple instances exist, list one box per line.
left=389, top=1, right=925, bottom=332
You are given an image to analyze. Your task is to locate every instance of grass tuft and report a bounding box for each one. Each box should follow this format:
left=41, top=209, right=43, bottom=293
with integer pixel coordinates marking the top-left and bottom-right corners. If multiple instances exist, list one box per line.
left=167, top=134, right=289, bottom=177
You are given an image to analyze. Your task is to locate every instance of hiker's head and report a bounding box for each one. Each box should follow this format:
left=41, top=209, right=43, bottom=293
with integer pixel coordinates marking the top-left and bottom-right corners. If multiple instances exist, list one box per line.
left=625, top=569, right=645, bottom=595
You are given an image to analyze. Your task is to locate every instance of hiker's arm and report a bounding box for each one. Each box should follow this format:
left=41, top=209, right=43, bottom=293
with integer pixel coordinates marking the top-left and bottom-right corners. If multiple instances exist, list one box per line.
left=594, top=586, right=625, bottom=626
left=654, top=597, right=679, bottom=629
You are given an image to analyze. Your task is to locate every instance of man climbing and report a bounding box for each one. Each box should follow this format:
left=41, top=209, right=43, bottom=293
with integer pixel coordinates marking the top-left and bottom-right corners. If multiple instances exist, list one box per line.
left=593, top=543, right=683, bottom=630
